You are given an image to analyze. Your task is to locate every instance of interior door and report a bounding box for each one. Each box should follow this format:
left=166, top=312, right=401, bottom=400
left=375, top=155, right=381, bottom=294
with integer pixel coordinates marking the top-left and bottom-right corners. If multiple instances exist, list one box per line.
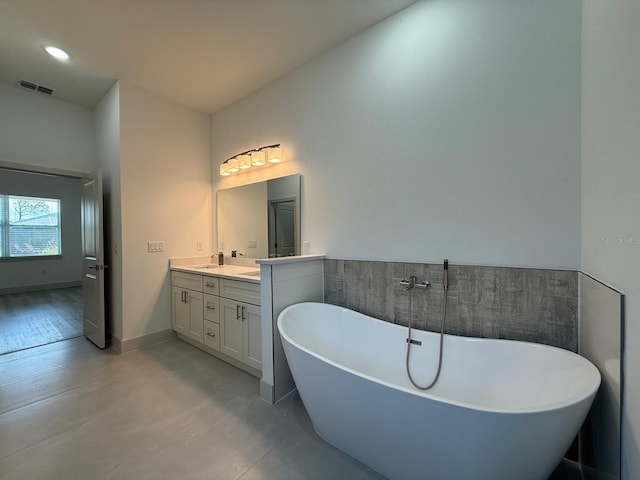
left=268, top=199, right=296, bottom=257
left=81, top=170, right=106, bottom=348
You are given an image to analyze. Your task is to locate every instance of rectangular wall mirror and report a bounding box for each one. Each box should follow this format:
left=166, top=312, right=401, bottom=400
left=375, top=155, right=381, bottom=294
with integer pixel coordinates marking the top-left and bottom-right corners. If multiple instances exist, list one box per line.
left=217, top=174, right=300, bottom=259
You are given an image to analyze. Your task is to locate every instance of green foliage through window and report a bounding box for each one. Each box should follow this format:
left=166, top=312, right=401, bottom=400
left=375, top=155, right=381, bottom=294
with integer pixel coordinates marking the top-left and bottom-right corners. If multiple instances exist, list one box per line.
left=0, top=195, right=61, bottom=257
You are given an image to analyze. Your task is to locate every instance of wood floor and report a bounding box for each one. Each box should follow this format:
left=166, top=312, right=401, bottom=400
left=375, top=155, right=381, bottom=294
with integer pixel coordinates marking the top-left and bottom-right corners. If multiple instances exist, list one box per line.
left=0, top=287, right=83, bottom=355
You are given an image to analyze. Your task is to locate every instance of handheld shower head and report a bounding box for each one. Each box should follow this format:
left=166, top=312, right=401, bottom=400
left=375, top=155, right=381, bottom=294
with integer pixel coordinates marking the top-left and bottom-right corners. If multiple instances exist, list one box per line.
left=443, top=259, right=449, bottom=290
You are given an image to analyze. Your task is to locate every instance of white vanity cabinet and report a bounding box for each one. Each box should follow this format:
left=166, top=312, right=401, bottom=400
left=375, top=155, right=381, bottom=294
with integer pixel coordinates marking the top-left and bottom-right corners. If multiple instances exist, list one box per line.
left=171, top=272, right=204, bottom=343
left=170, top=266, right=261, bottom=377
left=219, top=279, right=262, bottom=371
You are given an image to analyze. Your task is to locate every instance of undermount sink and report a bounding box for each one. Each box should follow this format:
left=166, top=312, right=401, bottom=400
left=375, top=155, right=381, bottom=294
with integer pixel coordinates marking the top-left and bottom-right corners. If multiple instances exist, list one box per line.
left=192, top=264, right=219, bottom=270
left=242, top=271, right=261, bottom=277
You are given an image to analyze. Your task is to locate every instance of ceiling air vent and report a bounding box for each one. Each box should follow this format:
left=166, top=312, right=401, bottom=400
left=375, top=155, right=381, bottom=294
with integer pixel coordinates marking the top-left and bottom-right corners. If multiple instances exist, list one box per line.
left=36, top=85, right=54, bottom=95
left=18, top=80, right=55, bottom=96
left=18, top=80, right=37, bottom=91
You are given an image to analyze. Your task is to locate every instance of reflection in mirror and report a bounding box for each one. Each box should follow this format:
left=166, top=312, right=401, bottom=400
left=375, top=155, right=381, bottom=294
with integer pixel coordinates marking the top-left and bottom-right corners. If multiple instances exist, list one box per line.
left=217, top=174, right=300, bottom=259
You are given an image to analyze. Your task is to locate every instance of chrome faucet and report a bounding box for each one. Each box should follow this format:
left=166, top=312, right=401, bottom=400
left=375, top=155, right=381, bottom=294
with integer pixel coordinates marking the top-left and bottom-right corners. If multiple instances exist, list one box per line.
left=400, top=276, right=430, bottom=290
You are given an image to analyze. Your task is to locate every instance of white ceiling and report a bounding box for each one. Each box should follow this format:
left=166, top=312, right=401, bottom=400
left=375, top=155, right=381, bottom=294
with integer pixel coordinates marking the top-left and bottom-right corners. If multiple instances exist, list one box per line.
left=0, top=0, right=418, bottom=113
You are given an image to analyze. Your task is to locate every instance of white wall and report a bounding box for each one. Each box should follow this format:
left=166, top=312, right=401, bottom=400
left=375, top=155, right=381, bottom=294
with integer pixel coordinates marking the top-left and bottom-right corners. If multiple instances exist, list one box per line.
left=0, top=81, right=93, bottom=293
left=119, top=83, right=211, bottom=341
left=94, top=82, right=123, bottom=340
left=0, top=169, right=82, bottom=291
left=212, top=0, right=582, bottom=269
left=582, top=1, right=640, bottom=478
left=0, top=81, right=94, bottom=173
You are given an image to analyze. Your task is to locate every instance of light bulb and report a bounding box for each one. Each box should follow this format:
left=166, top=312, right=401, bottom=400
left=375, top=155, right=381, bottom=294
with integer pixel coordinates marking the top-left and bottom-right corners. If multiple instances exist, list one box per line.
left=268, top=146, right=282, bottom=163
left=251, top=150, right=266, bottom=166
left=44, top=45, right=70, bottom=61
left=228, top=157, right=240, bottom=173
left=238, top=154, right=251, bottom=170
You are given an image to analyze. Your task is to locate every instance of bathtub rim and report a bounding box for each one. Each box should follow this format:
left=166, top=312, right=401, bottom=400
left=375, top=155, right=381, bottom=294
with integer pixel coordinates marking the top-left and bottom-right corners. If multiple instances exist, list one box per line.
left=277, top=302, right=601, bottom=415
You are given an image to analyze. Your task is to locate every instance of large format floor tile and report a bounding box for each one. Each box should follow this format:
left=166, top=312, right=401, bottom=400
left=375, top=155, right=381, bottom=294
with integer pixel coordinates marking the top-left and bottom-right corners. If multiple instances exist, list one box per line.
left=0, top=336, right=576, bottom=480
left=0, top=337, right=384, bottom=480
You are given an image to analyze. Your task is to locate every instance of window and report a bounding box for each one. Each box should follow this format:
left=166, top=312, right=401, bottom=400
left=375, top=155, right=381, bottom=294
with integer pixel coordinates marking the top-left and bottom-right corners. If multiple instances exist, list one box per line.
left=0, top=195, right=61, bottom=258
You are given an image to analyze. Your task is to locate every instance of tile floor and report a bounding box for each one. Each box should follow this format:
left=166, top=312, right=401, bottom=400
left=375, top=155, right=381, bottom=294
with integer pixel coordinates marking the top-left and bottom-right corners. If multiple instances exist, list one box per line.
left=0, top=336, right=578, bottom=480
left=0, top=337, right=383, bottom=480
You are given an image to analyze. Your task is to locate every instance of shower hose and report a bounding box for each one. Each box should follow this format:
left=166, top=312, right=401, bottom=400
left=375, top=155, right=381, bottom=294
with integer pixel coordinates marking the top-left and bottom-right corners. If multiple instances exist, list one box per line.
left=406, top=282, right=448, bottom=391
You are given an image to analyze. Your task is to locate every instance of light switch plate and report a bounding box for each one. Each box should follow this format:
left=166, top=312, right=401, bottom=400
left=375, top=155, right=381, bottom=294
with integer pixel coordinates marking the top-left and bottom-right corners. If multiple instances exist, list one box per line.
left=248, top=240, right=257, bottom=248
left=148, top=241, right=165, bottom=253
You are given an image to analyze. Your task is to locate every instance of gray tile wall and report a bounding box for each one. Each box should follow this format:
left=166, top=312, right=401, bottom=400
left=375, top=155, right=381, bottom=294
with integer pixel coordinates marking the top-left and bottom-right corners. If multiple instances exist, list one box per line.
left=324, top=259, right=578, bottom=352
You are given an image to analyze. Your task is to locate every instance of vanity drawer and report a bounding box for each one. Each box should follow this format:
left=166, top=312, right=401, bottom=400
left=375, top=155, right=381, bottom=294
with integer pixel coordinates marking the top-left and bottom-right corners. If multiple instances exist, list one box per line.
left=220, top=279, right=261, bottom=306
left=204, top=321, right=220, bottom=351
left=203, top=294, right=220, bottom=323
left=203, top=276, right=219, bottom=295
left=171, top=271, right=202, bottom=291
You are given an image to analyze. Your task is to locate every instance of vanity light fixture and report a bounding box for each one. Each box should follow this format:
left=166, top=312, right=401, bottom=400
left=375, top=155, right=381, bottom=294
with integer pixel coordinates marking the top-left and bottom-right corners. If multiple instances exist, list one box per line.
left=219, top=163, right=231, bottom=176
left=251, top=150, right=266, bottom=167
left=238, top=154, right=251, bottom=170
left=219, top=144, right=282, bottom=176
left=228, top=157, right=240, bottom=173
left=267, top=146, right=282, bottom=163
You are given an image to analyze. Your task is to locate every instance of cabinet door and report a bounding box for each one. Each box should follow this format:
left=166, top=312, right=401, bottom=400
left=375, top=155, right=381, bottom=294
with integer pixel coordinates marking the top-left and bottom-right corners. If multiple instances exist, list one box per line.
left=186, top=289, right=204, bottom=343
left=242, top=303, right=262, bottom=371
left=220, top=298, right=243, bottom=362
left=171, top=286, right=189, bottom=335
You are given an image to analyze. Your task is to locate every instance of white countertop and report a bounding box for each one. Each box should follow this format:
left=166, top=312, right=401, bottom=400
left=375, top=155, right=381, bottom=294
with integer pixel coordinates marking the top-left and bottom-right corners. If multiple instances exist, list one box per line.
left=170, top=263, right=262, bottom=283
left=169, top=254, right=326, bottom=283
left=255, top=254, right=325, bottom=265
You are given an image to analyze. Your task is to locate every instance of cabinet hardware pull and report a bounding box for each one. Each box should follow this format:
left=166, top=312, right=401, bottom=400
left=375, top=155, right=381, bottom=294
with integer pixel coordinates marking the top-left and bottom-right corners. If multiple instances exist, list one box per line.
left=236, top=305, right=241, bottom=320
left=242, top=306, right=247, bottom=321
left=206, top=305, right=215, bottom=310
left=205, top=282, right=215, bottom=288
left=206, top=331, right=216, bottom=337
left=181, top=291, right=186, bottom=303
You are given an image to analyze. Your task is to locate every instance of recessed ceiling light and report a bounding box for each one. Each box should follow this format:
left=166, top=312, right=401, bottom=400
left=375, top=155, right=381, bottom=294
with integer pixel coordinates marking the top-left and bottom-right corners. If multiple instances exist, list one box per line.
left=43, top=45, right=70, bottom=61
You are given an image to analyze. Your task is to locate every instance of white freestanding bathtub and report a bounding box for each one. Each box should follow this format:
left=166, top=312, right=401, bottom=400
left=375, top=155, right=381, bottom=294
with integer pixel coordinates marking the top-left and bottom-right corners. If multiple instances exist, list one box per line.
left=277, top=302, right=601, bottom=480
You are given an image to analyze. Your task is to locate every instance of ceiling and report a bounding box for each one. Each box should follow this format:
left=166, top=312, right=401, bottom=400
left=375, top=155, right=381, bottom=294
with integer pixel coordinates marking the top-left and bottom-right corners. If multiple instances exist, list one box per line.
left=0, top=0, right=418, bottom=113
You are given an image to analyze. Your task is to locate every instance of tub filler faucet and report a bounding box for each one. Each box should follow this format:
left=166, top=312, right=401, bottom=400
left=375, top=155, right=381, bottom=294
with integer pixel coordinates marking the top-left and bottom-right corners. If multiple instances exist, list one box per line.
left=400, top=276, right=430, bottom=290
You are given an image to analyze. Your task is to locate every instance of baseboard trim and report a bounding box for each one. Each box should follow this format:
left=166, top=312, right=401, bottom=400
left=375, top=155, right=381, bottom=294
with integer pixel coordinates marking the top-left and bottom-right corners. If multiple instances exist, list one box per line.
left=0, top=281, right=82, bottom=295
left=112, top=329, right=176, bottom=354
left=260, top=380, right=275, bottom=404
